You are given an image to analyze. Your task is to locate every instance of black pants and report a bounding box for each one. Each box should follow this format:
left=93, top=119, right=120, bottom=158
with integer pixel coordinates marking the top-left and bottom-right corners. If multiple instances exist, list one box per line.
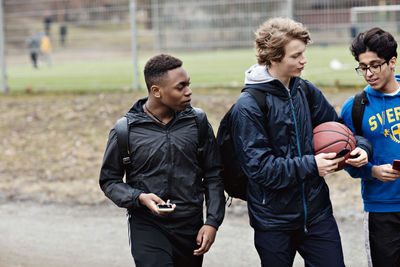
left=254, top=215, right=344, bottom=267
left=30, top=52, right=38, bottom=68
left=127, top=212, right=204, bottom=267
left=367, top=212, right=400, bottom=267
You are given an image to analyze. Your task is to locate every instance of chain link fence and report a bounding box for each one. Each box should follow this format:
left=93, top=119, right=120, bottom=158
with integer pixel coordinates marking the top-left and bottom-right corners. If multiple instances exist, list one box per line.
left=2, top=0, right=400, bottom=91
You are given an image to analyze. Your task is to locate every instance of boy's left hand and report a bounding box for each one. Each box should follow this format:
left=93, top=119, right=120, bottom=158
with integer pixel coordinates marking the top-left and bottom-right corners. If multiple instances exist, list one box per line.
left=193, top=225, right=217, bottom=256
left=345, top=147, right=368, bottom=167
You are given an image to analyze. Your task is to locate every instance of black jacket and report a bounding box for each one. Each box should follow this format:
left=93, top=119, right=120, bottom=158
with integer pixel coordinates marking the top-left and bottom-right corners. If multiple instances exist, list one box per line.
left=232, top=75, right=372, bottom=231
left=99, top=97, right=225, bottom=229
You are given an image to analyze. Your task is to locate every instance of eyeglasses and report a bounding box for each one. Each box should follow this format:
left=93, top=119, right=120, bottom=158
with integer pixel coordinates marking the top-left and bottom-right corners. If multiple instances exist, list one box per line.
left=355, top=61, right=388, bottom=76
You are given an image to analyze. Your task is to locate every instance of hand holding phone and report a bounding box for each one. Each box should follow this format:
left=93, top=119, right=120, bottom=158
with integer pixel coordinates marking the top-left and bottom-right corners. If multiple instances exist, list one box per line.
left=334, top=148, right=350, bottom=159
left=157, top=203, right=174, bottom=212
left=393, top=160, right=400, bottom=171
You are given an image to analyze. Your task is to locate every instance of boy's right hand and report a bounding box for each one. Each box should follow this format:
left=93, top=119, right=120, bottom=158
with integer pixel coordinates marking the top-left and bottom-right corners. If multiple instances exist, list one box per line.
left=315, top=153, right=344, bottom=177
left=138, top=193, right=176, bottom=214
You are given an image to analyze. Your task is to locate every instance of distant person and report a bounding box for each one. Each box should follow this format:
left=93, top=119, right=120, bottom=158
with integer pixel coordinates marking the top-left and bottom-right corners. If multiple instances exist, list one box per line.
left=341, top=27, right=400, bottom=267
left=230, top=17, right=372, bottom=266
left=26, top=32, right=40, bottom=68
left=99, top=54, right=225, bottom=267
left=39, top=32, right=52, bottom=67
left=59, top=22, right=67, bottom=46
left=350, top=25, right=358, bottom=39
left=43, top=11, right=52, bottom=36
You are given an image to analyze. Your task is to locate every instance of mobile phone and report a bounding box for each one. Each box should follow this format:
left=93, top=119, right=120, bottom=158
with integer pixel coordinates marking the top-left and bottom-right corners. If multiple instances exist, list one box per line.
left=157, top=203, right=174, bottom=211
left=334, top=148, right=350, bottom=159
left=393, top=160, right=400, bottom=171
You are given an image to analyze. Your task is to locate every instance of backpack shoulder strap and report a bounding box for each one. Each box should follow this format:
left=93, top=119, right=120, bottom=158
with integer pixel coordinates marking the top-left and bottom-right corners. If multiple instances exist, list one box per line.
left=193, top=107, right=208, bottom=148
left=352, top=91, right=368, bottom=136
left=193, top=108, right=208, bottom=171
left=298, top=78, right=312, bottom=108
left=242, top=87, right=268, bottom=116
left=114, top=116, right=131, bottom=165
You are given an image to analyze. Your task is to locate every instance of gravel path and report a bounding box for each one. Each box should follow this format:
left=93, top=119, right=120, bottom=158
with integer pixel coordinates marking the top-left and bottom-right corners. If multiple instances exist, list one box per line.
left=0, top=200, right=367, bottom=267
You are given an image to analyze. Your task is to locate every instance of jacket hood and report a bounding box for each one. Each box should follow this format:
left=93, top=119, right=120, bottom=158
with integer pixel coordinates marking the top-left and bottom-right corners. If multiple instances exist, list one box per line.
left=364, top=75, right=400, bottom=97
left=245, top=64, right=276, bottom=84
left=244, top=64, right=300, bottom=98
left=362, top=75, right=400, bottom=135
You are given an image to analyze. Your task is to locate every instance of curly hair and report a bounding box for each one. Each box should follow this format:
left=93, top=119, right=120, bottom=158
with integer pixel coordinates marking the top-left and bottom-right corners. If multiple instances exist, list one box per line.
left=144, top=54, right=183, bottom=91
left=255, top=17, right=311, bottom=66
left=350, top=27, right=397, bottom=62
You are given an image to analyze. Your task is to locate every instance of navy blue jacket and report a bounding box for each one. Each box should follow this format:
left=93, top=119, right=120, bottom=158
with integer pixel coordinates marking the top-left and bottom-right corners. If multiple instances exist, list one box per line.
left=232, top=70, right=348, bottom=231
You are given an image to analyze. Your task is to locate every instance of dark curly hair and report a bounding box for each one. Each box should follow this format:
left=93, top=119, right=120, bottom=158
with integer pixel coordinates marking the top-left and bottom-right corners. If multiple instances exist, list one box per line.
left=144, top=54, right=183, bottom=91
left=350, top=27, right=397, bottom=62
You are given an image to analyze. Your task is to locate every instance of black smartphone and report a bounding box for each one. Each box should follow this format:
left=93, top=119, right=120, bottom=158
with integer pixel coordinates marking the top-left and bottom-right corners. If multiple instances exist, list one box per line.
left=334, top=148, right=350, bottom=159
left=393, top=160, right=400, bottom=171
left=157, top=203, right=174, bottom=211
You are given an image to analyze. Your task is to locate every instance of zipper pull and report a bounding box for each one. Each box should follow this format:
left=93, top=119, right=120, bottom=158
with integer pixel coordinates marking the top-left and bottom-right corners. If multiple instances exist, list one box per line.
left=304, top=225, right=308, bottom=233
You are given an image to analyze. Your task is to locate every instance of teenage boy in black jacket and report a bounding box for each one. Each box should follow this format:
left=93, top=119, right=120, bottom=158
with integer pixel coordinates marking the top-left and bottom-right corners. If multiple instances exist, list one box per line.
left=99, top=54, right=225, bottom=267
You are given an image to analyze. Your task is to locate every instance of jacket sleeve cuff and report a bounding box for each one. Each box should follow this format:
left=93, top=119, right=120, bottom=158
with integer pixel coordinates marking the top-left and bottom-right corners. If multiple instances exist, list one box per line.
left=205, top=220, right=220, bottom=230
left=360, top=163, right=374, bottom=181
left=133, top=190, right=144, bottom=208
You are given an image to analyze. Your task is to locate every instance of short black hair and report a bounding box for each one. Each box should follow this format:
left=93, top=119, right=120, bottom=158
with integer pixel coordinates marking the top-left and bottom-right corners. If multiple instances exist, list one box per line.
left=350, top=27, right=397, bottom=62
left=144, top=54, right=183, bottom=91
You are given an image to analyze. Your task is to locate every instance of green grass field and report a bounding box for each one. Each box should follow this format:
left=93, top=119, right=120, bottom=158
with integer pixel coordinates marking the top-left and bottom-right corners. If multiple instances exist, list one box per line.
left=3, top=44, right=367, bottom=93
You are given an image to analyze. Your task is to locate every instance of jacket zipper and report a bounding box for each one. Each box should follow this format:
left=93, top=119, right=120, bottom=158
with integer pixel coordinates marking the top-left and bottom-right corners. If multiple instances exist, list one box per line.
left=262, top=191, right=266, bottom=205
left=166, top=129, right=172, bottom=199
left=287, top=84, right=308, bottom=233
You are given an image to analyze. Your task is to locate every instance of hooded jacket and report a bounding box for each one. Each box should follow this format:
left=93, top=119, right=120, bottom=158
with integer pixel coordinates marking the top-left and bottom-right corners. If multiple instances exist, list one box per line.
left=231, top=64, right=371, bottom=231
left=99, top=97, right=225, bottom=229
left=341, top=75, right=400, bottom=212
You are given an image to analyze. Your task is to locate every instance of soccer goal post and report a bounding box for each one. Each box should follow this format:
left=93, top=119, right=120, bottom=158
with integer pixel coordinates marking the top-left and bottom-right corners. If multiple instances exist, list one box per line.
left=350, top=4, right=400, bottom=33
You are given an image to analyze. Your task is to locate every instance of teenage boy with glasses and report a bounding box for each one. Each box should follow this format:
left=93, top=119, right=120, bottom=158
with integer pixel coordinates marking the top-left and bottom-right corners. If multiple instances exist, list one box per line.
left=341, top=27, right=400, bottom=267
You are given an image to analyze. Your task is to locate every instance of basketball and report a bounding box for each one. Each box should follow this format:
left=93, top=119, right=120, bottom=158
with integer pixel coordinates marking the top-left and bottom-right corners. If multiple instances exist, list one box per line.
left=313, top=121, right=356, bottom=171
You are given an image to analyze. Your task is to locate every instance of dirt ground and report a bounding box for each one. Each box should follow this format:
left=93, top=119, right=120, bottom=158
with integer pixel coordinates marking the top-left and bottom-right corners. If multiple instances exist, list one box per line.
left=0, top=89, right=369, bottom=266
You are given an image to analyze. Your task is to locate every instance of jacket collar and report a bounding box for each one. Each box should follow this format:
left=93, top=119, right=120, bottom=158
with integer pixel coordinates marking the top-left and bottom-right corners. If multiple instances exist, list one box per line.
left=125, top=97, right=195, bottom=124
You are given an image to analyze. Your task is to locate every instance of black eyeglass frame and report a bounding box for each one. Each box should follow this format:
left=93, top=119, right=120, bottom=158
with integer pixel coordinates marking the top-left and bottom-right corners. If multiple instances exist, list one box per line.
left=355, top=61, right=388, bottom=76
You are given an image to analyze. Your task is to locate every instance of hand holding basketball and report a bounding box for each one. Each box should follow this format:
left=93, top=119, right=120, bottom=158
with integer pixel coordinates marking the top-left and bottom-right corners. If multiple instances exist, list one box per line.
left=315, top=152, right=345, bottom=177
left=345, top=147, right=368, bottom=167
left=313, top=121, right=356, bottom=171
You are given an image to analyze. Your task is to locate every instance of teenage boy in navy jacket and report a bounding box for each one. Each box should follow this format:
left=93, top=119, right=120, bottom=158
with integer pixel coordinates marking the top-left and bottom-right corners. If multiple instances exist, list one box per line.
left=231, top=17, right=371, bottom=267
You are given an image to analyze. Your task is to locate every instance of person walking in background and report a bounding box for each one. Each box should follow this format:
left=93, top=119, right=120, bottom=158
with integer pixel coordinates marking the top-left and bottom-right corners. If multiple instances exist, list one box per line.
left=26, top=32, right=40, bottom=68
left=43, top=11, right=52, bottom=36
left=99, top=54, right=225, bottom=267
left=230, top=17, right=371, bottom=266
left=59, top=22, right=67, bottom=46
left=340, top=27, right=400, bottom=267
left=39, top=32, right=52, bottom=67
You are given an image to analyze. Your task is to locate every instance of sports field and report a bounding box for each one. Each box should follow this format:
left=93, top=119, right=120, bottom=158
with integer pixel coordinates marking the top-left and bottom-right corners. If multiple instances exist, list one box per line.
left=3, top=44, right=366, bottom=93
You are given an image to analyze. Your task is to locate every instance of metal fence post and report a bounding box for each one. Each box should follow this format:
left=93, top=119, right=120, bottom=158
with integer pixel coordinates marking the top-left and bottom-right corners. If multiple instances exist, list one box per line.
left=287, top=0, right=293, bottom=19
left=129, top=0, right=139, bottom=91
left=0, top=0, right=8, bottom=93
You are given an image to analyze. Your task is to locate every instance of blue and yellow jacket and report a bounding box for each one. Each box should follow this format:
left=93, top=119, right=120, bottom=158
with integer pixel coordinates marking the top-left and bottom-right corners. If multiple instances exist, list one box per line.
left=341, top=75, right=400, bottom=212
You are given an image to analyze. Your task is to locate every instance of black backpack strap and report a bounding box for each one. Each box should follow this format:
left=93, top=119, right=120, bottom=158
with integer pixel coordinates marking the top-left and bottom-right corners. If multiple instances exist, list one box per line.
left=242, top=87, right=268, bottom=116
left=114, top=116, right=132, bottom=165
left=297, top=78, right=312, bottom=112
left=352, top=91, right=368, bottom=136
left=193, top=108, right=208, bottom=172
left=193, top=107, right=208, bottom=148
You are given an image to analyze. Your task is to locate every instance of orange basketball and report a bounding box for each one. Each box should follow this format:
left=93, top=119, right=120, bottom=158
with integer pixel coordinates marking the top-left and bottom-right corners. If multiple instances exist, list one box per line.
left=313, top=121, right=356, bottom=171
